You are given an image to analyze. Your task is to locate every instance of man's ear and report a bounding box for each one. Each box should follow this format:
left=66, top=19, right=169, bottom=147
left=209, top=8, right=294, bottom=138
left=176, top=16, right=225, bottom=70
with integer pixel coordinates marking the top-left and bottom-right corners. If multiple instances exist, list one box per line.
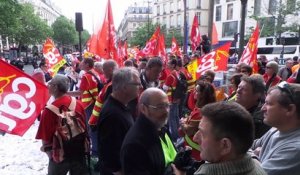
left=220, top=138, right=232, bottom=156
left=140, top=103, right=147, bottom=115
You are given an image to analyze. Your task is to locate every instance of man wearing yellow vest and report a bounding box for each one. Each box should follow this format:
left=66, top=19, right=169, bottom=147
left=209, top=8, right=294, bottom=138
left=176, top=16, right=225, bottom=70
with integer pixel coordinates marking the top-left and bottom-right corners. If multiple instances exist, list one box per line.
left=121, top=88, right=199, bottom=175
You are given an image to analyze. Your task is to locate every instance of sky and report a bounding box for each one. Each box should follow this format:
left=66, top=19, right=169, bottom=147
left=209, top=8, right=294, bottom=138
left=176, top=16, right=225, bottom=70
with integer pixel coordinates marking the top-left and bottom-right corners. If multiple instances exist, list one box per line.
left=51, top=0, right=138, bottom=34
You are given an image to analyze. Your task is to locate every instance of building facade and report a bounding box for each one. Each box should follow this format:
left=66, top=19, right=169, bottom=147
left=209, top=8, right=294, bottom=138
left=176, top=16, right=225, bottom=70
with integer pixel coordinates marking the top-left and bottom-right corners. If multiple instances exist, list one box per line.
left=118, top=1, right=152, bottom=41
left=19, top=0, right=62, bottom=26
left=214, top=0, right=300, bottom=42
left=151, top=0, right=210, bottom=36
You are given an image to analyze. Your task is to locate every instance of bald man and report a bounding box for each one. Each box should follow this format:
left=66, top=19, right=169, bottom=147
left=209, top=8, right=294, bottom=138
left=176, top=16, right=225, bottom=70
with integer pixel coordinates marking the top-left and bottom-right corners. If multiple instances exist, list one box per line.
left=121, top=88, right=177, bottom=175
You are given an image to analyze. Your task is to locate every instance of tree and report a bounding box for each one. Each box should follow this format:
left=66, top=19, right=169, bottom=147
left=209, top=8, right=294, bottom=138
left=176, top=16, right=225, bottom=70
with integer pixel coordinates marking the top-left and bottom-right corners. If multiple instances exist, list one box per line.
left=250, top=0, right=300, bottom=38
left=75, top=29, right=90, bottom=49
left=0, top=0, right=21, bottom=38
left=52, top=16, right=77, bottom=47
left=128, top=23, right=157, bottom=47
left=128, top=23, right=183, bottom=49
left=15, top=3, right=53, bottom=47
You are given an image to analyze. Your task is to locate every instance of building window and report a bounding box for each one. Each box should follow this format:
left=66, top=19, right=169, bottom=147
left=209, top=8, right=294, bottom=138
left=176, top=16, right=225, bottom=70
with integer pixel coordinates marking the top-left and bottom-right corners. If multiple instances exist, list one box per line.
left=177, top=14, right=181, bottom=27
left=178, top=0, right=181, bottom=11
left=133, top=23, right=136, bottom=28
left=163, top=3, right=166, bottom=14
left=227, top=4, right=233, bottom=20
left=254, top=0, right=261, bottom=15
left=226, top=0, right=236, bottom=2
left=163, top=17, right=167, bottom=26
left=170, top=15, right=175, bottom=27
left=268, top=0, right=277, bottom=14
left=216, top=6, right=221, bottom=21
left=196, top=0, right=201, bottom=9
left=157, top=5, right=160, bottom=15
left=170, top=1, right=174, bottom=13
left=222, top=21, right=238, bottom=37
left=196, top=12, right=201, bottom=25
left=215, top=0, right=220, bottom=4
left=186, top=0, right=189, bottom=9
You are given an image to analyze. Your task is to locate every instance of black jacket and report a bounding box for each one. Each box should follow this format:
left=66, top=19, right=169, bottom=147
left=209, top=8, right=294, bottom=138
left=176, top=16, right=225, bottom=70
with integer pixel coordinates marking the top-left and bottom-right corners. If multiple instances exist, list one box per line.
left=121, top=115, right=166, bottom=175
left=97, top=95, right=134, bottom=173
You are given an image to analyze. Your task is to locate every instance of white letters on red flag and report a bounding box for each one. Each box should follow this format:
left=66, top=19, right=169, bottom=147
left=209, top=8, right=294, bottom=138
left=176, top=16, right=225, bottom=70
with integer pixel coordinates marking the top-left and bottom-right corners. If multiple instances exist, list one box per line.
left=190, top=15, right=201, bottom=52
left=158, top=33, right=167, bottom=64
left=138, top=26, right=161, bottom=58
left=239, top=24, right=259, bottom=66
left=43, top=38, right=67, bottom=76
left=187, top=42, right=231, bottom=80
left=171, top=36, right=182, bottom=57
left=0, top=59, right=50, bottom=136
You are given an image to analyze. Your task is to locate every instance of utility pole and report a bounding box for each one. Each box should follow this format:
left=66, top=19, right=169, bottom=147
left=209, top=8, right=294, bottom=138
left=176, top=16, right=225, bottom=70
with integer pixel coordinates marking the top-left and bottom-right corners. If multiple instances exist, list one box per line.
left=238, top=0, right=248, bottom=59
left=208, top=0, right=215, bottom=42
left=183, top=0, right=187, bottom=54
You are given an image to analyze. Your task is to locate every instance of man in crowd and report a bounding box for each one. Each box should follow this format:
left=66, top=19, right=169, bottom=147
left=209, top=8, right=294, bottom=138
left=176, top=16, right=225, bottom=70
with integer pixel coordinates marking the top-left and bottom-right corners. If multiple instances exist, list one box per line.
left=236, top=75, right=271, bottom=138
left=240, top=65, right=253, bottom=76
left=36, top=74, right=88, bottom=175
left=121, top=88, right=176, bottom=175
left=252, top=82, right=300, bottom=175
left=140, top=57, right=163, bottom=90
left=278, top=58, right=293, bottom=81
left=97, top=67, right=140, bottom=175
left=190, top=102, right=266, bottom=175
left=68, top=57, right=102, bottom=158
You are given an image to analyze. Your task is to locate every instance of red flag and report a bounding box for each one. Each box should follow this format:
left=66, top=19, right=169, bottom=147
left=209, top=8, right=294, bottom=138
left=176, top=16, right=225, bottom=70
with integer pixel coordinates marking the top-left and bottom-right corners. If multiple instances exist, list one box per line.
left=42, top=38, right=67, bottom=76
left=171, top=36, right=182, bottom=57
left=87, top=34, right=98, bottom=53
left=212, top=23, right=219, bottom=45
left=96, top=0, right=120, bottom=64
left=138, top=26, right=161, bottom=58
left=0, top=59, right=50, bottom=136
left=129, top=46, right=140, bottom=60
left=158, top=33, right=167, bottom=64
left=187, top=42, right=231, bottom=80
left=123, top=41, right=128, bottom=59
left=239, top=23, right=260, bottom=71
left=190, top=15, right=201, bottom=52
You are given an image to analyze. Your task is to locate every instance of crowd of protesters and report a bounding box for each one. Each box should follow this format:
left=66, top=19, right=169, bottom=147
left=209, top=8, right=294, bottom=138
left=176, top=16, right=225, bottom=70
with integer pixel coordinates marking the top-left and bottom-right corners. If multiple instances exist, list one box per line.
left=6, top=51, right=300, bottom=175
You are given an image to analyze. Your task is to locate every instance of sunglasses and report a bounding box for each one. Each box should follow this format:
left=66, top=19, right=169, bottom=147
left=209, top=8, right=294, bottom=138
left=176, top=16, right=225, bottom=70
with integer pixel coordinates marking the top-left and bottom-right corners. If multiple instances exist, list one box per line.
left=277, top=81, right=295, bottom=104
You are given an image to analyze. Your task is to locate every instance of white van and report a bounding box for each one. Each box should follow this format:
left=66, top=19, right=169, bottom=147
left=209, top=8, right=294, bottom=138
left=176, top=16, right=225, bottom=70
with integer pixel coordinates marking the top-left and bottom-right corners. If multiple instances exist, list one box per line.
left=256, top=45, right=300, bottom=63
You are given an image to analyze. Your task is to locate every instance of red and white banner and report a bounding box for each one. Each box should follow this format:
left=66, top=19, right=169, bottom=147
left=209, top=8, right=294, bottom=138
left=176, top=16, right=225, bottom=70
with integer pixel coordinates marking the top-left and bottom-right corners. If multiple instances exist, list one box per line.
left=190, top=15, right=201, bottom=52
left=171, top=36, right=182, bottom=57
left=0, top=59, right=50, bottom=136
left=239, top=23, right=260, bottom=73
left=187, top=42, right=231, bottom=80
left=43, top=38, right=66, bottom=76
left=158, top=33, right=167, bottom=64
left=138, top=26, right=161, bottom=58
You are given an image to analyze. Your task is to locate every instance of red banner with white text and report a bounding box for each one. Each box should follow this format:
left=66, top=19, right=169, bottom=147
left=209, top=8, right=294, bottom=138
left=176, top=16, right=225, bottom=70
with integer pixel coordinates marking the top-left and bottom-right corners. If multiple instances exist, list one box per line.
left=187, top=42, right=231, bottom=80
left=0, top=59, right=50, bottom=136
left=43, top=38, right=67, bottom=76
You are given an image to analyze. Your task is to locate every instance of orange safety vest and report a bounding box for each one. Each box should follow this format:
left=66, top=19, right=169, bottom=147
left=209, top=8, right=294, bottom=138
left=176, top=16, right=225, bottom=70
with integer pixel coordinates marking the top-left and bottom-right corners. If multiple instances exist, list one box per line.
left=81, top=71, right=99, bottom=109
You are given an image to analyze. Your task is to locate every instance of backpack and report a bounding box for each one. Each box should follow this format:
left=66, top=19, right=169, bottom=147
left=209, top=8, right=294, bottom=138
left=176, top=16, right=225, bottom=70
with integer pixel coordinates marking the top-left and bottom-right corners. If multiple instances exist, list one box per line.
left=172, top=71, right=188, bottom=100
left=46, top=97, right=90, bottom=163
left=87, top=71, right=104, bottom=93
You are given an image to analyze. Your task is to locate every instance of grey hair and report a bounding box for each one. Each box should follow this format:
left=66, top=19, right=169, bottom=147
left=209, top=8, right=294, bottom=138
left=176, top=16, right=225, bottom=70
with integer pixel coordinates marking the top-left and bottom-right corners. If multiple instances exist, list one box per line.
left=94, top=61, right=103, bottom=69
left=51, top=74, right=70, bottom=93
left=139, top=87, right=165, bottom=105
left=112, top=67, right=139, bottom=91
left=266, top=61, right=279, bottom=74
left=103, top=59, right=118, bottom=69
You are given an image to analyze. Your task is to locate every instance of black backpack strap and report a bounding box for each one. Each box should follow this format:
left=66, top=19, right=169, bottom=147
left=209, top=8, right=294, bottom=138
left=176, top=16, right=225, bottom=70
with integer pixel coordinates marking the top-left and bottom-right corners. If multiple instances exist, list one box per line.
left=87, top=71, right=102, bottom=88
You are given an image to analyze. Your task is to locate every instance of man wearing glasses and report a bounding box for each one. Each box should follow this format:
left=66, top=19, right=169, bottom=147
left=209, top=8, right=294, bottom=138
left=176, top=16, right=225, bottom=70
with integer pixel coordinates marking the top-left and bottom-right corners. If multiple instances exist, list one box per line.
left=121, top=88, right=179, bottom=175
left=252, top=82, right=300, bottom=175
left=97, top=67, right=140, bottom=175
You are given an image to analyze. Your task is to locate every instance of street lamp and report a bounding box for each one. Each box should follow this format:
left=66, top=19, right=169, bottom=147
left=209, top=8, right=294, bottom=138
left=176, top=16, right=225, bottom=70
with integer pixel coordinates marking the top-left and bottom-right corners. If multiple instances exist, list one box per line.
left=238, top=0, right=248, bottom=59
left=183, top=0, right=187, bottom=54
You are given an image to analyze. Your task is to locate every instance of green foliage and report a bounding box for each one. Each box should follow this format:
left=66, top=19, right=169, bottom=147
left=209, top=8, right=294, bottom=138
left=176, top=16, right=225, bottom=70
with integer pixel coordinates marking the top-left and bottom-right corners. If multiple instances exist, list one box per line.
left=128, top=23, right=157, bottom=47
left=128, top=22, right=183, bottom=49
left=52, top=16, right=77, bottom=46
left=0, top=0, right=21, bottom=37
left=15, top=3, right=53, bottom=45
left=75, top=29, right=90, bottom=47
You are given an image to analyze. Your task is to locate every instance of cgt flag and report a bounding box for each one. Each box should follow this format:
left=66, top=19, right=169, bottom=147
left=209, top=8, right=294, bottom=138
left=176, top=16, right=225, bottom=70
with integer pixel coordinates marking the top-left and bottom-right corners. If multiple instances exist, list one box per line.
left=0, top=59, right=50, bottom=136
left=187, top=42, right=232, bottom=81
left=190, top=15, right=201, bottom=52
left=43, top=38, right=67, bottom=76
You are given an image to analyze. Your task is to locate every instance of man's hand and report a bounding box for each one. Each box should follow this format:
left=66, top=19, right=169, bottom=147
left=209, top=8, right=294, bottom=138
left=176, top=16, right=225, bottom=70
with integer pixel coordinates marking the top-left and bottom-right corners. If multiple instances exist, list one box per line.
left=171, top=164, right=186, bottom=175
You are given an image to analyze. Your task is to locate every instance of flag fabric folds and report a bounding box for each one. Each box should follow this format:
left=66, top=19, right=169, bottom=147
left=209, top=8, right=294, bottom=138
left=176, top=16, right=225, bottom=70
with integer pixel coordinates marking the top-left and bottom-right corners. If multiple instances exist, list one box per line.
left=239, top=23, right=260, bottom=73
left=190, top=15, right=201, bottom=52
left=0, top=59, right=50, bottom=136
left=42, top=38, right=67, bottom=76
left=187, top=42, right=232, bottom=81
left=211, top=22, right=219, bottom=45
left=171, top=36, right=182, bottom=57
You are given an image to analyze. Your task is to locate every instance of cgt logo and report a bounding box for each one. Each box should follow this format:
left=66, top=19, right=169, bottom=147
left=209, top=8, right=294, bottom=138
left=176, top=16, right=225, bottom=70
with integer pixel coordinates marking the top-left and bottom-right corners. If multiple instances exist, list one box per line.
left=196, top=51, right=216, bottom=75
left=0, top=77, right=37, bottom=131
